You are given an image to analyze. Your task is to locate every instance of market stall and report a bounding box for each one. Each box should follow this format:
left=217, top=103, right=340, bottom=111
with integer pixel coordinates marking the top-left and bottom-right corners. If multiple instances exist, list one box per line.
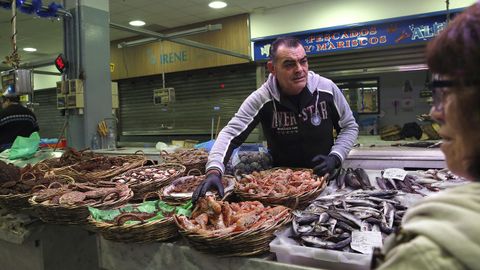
left=0, top=147, right=466, bottom=270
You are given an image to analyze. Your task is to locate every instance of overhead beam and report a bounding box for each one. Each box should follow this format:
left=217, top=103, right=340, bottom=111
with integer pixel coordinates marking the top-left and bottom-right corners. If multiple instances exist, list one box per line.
left=110, top=22, right=251, bottom=61
left=118, top=24, right=223, bottom=48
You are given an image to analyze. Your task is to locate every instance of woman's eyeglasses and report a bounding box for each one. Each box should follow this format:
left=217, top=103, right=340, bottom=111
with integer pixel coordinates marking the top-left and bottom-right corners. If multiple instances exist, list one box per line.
left=427, top=79, right=478, bottom=111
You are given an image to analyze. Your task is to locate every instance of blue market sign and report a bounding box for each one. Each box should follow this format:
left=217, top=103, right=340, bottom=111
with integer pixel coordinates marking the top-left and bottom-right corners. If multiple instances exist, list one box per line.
left=253, top=11, right=458, bottom=61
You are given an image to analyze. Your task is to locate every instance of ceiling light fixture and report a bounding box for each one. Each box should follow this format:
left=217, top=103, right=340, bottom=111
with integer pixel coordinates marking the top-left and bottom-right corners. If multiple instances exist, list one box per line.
left=209, top=1, right=227, bottom=9
left=23, top=47, right=37, bottom=52
left=129, top=20, right=146, bottom=26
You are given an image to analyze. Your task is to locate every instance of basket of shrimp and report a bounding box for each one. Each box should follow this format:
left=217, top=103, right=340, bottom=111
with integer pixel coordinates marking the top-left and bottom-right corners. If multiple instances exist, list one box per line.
left=160, top=169, right=236, bottom=205
left=160, top=148, right=208, bottom=174
left=53, top=151, right=148, bottom=183
left=234, top=168, right=327, bottom=209
left=29, top=181, right=133, bottom=225
left=174, top=196, right=292, bottom=257
left=110, top=163, right=186, bottom=201
left=87, top=193, right=192, bottom=243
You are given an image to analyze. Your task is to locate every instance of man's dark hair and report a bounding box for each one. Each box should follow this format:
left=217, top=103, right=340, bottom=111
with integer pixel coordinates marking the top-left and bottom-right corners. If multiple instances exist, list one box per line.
left=2, top=95, right=20, bottom=103
left=269, top=36, right=303, bottom=63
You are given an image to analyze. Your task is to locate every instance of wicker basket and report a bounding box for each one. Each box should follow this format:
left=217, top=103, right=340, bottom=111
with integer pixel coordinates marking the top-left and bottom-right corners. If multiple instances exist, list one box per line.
left=88, top=216, right=178, bottom=243
left=161, top=173, right=236, bottom=205
left=234, top=168, right=327, bottom=209
left=112, top=163, right=186, bottom=201
left=0, top=193, right=31, bottom=211
left=174, top=212, right=292, bottom=257
left=29, top=183, right=133, bottom=225
left=88, top=193, right=191, bottom=243
left=53, top=154, right=147, bottom=183
left=88, top=215, right=178, bottom=243
left=160, top=149, right=208, bottom=174
left=0, top=174, right=76, bottom=212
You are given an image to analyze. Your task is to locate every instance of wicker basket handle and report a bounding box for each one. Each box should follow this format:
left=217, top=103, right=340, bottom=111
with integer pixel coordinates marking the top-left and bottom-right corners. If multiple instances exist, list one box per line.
left=134, top=150, right=145, bottom=156
left=31, top=184, right=47, bottom=193
left=20, top=171, right=36, bottom=181
left=101, top=190, right=120, bottom=203
left=291, top=196, right=300, bottom=210
left=187, top=168, right=202, bottom=176
left=57, top=174, right=76, bottom=184
left=47, top=182, right=63, bottom=189
left=142, top=191, right=162, bottom=202
left=115, top=213, right=145, bottom=226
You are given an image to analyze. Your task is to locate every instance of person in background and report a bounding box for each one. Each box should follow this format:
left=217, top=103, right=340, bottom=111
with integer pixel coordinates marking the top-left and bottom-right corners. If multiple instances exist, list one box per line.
left=0, top=93, right=39, bottom=152
left=193, top=36, right=358, bottom=202
left=374, top=3, right=480, bottom=269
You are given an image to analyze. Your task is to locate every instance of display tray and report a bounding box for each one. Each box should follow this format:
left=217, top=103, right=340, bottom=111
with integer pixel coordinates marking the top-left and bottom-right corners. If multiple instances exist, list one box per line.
left=270, top=227, right=372, bottom=270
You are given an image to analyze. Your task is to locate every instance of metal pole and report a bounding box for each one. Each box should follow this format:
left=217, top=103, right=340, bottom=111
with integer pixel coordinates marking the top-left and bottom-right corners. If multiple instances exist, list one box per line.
left=10, top=0, right=19, bottom=68
left=110, top=22, right=251, bottom=61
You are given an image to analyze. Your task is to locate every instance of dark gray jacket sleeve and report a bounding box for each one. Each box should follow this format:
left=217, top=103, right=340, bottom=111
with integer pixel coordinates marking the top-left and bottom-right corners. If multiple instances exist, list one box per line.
left=206, top=89, right=270, bottom=174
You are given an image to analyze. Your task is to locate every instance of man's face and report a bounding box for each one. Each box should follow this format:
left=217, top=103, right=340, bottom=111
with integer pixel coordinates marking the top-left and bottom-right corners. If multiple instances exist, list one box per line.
left=0, top=97, right=7, bottom=109
left=268, top=44, right=308, bottom=95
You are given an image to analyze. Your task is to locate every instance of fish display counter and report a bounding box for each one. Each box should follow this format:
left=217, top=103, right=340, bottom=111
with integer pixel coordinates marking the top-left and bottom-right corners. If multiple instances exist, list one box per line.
left=92, top=145, right=446, bottom=170
left=345, top=146, right=445, bottom=169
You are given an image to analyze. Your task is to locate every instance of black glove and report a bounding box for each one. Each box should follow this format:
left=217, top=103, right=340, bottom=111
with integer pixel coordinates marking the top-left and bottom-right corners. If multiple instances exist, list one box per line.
left=312, top=154, right=341, bottom=177
left=192, top=171, right=225, bottom=205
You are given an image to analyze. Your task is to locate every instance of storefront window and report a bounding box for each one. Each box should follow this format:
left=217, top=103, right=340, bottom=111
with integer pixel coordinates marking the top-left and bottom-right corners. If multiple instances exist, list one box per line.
left=335, top=78, right=379, bottom=114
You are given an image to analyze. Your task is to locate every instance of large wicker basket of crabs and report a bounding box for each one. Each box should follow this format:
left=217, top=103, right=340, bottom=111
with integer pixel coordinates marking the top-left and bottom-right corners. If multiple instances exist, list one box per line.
left=174, top=196, right=291, bottom=257
left=29, top=181, right=133, bottom=225
left=111, top=163, right=186, bottom=201
left=234, top=168, right=327, bottom=209
left=160, top=169, right=236, bottom=205
left=88, top=194, right=192, bottom=243
left=160, top=148, right=208, bottom=174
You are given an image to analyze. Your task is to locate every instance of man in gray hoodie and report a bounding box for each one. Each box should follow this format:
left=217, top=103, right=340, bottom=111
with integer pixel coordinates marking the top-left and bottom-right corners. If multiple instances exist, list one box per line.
left=193, top=36, right=358, bottom=202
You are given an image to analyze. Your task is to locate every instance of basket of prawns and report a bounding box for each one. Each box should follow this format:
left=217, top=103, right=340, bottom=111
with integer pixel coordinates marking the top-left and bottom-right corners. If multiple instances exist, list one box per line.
left=174, top=196, right=291, bottom=256
left=234, top=168, right=327, bottom=209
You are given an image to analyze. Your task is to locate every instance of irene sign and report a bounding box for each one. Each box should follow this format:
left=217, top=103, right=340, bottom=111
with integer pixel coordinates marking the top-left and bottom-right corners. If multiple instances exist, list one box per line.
left=253, top=11, right=458, bottom=61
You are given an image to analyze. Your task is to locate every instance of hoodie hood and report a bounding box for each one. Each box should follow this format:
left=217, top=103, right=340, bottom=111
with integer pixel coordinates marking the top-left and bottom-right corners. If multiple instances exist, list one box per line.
left=263, top=71, right=336, bottom=101
left=401, top=182, right=480, bottom=269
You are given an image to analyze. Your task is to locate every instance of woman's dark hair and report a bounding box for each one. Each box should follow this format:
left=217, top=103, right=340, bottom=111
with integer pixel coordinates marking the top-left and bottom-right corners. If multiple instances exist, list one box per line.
left=426, top=2, right=480, bottom=179
left=269, top=36, right=303, bottom=63
left=426, top=3, right=480, bottom=81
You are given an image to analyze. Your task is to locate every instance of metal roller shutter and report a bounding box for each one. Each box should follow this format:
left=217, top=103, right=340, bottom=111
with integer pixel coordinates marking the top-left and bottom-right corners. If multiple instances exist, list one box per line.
left=118, top=63, right=257, bottom=136
left=33, top=88, right=65, bottom=138
left=307, top=44, right=426, bottom=78
left=262, top=44, right=426, bottom=80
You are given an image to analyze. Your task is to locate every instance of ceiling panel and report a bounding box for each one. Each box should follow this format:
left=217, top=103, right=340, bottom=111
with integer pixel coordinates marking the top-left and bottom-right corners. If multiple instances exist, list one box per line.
left=0, top=0, right=315, bottom=70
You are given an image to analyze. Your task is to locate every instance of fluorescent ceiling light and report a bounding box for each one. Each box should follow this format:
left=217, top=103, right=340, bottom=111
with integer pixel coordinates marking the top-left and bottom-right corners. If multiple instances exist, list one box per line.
left=129, top=20, right=146, bottom=26
left=209, top=1, right=227, bottom=9
left=23, top=47, right=37, bottom=52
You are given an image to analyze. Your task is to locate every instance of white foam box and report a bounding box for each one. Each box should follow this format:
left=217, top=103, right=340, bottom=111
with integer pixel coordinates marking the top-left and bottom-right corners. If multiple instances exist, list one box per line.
left=270, top=228, right=372, bottom=270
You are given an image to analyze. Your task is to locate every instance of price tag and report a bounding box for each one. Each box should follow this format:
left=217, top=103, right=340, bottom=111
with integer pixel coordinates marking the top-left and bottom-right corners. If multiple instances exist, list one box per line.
left=383, top=168, right=407, bottom=181
left=351, top=231, right=383, bottom=254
